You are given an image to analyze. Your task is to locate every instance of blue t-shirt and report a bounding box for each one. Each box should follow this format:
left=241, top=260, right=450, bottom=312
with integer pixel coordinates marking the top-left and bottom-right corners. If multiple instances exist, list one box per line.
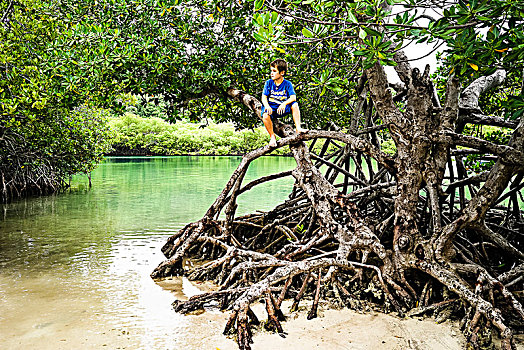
left=262, top=79, right=296, bottom=116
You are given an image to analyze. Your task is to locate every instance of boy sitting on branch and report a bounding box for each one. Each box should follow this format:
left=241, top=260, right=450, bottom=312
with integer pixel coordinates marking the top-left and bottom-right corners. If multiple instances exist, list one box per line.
left=261, top=59, right=307, bottom=147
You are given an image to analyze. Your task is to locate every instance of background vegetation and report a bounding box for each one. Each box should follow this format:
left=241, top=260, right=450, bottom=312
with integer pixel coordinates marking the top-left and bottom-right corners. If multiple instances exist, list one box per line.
left=109, top=114, right=278, bottom=155
left=2, top=0, right=522, bottom=200
left=107, top=92, right=341, bottom=156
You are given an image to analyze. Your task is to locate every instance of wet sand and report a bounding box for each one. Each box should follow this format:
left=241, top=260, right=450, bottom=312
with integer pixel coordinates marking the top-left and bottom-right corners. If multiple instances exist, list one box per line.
left=194, top=301, right=469, bottom=350
left=0, top=274, right=473, bottom=350
left=2, top=267, right=523, bottom=350
left=1, top=301, right=467, bottom=350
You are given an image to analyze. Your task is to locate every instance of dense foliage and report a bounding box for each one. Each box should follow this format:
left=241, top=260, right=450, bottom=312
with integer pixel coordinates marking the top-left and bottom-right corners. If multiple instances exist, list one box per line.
left=108, top=113, right=344, bottom=156
left=1, top=1, right=113, bottom=201
left=35, top=0, right=272, bottom=126
left=1, top=0, right=293, bottom=201
left=109, top=114, right=280, bottom=155
left=251, top=0, right=524, bottom=114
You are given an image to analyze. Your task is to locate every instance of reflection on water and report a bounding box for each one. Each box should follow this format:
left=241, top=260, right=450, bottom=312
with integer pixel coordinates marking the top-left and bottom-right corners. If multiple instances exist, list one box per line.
left=0, top=156, right=296, bottom=349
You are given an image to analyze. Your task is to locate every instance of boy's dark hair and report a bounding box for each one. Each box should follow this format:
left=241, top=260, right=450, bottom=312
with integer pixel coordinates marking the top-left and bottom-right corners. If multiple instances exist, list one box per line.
left=271, top=59, right=288, bottom=74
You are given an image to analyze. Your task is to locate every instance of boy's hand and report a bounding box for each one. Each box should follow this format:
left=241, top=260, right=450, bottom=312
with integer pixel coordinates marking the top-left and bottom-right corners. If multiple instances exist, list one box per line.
left=266, top=107, right=273, bottom=115
left=277, top=104, right=286, bottom=115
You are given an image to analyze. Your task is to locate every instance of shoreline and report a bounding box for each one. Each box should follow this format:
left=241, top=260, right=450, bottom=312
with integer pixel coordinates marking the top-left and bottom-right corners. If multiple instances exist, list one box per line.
left=0, top=273, right=467, bottom=350
left=2, top=274, right=523, bottom=350
left=104, top=151, right=293, bottom=157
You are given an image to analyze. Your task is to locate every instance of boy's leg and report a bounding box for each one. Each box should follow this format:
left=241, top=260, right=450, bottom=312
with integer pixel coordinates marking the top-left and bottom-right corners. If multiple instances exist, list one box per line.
left=263, top=112, right=277, bottom=147
left=291, top=103, right=307, bottom=133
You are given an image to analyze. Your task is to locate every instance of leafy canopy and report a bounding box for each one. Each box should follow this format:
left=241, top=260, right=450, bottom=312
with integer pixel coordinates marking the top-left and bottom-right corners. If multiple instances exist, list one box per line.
left=252, top=0, right=524, bottom=121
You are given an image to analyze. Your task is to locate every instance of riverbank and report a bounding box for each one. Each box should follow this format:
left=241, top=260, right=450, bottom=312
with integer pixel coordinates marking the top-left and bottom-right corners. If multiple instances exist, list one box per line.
left=183, top=298, right=470, bottom=350
left=4, top=272, right=524, bottom=350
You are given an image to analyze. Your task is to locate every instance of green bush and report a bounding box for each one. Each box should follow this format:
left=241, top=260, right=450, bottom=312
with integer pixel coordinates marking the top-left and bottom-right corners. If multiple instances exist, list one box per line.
left=109, top=114, right=397, bottom=157
left=108, top=114, right=290, bottom=156
left=1, top=105, right=113, bottom=201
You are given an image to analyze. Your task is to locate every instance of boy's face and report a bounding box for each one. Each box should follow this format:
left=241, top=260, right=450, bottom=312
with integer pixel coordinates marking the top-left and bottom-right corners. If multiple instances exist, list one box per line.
left=270, top=66, right=284, bottom=81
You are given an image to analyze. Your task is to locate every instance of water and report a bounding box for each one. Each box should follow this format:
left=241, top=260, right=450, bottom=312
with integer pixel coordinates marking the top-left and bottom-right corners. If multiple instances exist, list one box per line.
left=0, top=156, right=296, bottom=349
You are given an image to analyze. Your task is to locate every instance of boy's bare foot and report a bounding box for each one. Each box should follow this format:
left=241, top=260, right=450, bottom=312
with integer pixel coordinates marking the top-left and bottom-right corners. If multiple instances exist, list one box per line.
left=269, top=135, right=277, bottom=147
left=296, top=127, right=308, bottom=134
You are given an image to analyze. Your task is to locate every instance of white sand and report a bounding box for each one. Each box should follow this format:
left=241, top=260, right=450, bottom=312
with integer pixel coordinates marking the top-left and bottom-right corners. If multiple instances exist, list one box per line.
left=2, top=275, right=522, bottom=350
left=190, top=301, right=467, bottom=350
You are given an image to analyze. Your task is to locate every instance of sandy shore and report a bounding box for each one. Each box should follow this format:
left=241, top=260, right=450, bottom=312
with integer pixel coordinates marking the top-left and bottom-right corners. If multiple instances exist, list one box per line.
left=200, top=301, right=468, bottom=350
left=0, top=294, right=468, bottom=350
left=2, top=275, right=522, bottom=350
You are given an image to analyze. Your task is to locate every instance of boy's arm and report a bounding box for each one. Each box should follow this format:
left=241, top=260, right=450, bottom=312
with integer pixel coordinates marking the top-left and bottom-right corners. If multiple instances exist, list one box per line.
left=276, top=94, right=296, bottom=114
left=262, top=94, right=272, bottom=115
left=284, top=95, right=297, bottom=105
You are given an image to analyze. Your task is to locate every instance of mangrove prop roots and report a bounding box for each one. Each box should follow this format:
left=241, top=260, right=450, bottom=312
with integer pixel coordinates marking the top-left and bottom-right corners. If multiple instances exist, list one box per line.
left=152, top=69, right=524, bottom=350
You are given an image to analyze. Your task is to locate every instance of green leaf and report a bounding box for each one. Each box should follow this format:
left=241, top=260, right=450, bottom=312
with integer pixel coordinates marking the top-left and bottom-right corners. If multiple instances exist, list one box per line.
left=331, top=86, right=343, bottom=94
left=511, top=109, right=524, bottom=120
left=347, top=11, right=358, bottom=24
left=271, top=11, right=279, bottom=24
left=253, top=32, right=266, bottom=42
left=382, top=59, right=397, bottom=66
left=302, top=28, right=314, bottom=38
left=363, top=26, right=381, bottom=37
left=363, top=61, right=375, bottom=70
left=260, top=12, right=268, bottom=26
left=460, top=64, right=468, bottom=75
left=254, top=0, right=264, bottom=11
left=255, top=14, right=263, bottom=26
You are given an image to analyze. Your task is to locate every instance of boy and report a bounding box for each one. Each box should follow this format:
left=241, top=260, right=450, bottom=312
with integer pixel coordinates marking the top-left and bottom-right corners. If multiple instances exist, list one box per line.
left=261, top=59, right=306, bottom=147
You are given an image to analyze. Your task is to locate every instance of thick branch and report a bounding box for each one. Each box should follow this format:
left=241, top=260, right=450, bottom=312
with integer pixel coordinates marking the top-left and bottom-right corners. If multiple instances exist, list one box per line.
left=237, top=171, right=293, bottom=196
left=460, top=112, right=519, bottom=129
left=392, top=50, right=412, bottom=86
left=435, top=118, right=524, bottom=259
left=459, top=70, right=506, bottom=112
left=471, top=222, right=524, bottom=261
left=440, top=130, right=524, bottom=166
left=226, top=87, right=263, bottom=119
left=366, top=62, right=404, bottom=126
left=498, top=263, right=524, bottom=284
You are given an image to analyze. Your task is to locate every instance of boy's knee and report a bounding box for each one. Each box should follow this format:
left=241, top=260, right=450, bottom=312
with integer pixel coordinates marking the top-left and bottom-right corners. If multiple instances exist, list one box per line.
left=263, top=113, right=271, bottom=122
left=292, top=103, right=300, bottom=112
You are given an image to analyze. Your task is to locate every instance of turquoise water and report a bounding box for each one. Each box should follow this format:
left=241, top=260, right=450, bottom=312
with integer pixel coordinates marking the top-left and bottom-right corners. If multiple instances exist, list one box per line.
left=0, top=156, right=296, bottom=349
